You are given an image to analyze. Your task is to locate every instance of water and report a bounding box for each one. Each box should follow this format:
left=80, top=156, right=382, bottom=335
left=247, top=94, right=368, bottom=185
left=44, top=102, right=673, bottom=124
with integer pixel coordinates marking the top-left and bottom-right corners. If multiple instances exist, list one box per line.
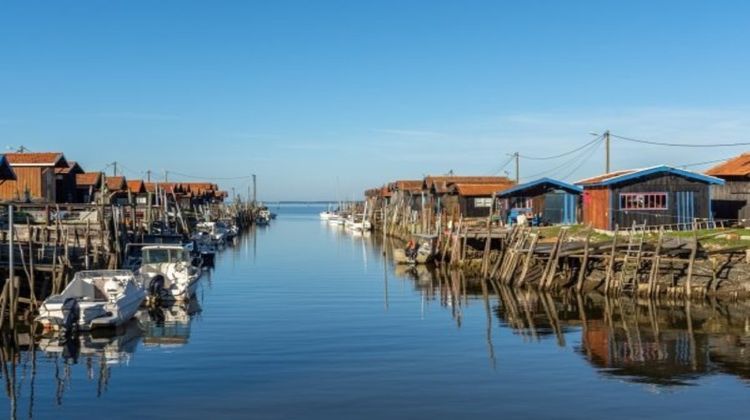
left=1, top=204, right=749, bottom=419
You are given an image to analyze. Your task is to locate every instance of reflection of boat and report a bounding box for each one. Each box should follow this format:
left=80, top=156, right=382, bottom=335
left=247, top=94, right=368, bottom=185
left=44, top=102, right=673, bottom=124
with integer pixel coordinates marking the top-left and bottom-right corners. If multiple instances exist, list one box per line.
left=139, top=245, right=202, bottom=302
left=37, top=319, right=143, bottom=365
left=36, top=270, right=146, bottom=332
left=137, top=298, right=201, bottom=348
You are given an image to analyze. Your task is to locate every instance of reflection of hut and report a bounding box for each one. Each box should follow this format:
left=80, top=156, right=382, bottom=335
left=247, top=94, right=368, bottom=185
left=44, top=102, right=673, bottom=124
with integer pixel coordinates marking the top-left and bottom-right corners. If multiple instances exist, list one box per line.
left=577, top=165, right=724, bottom=230
left=496, top=178, right=582, bottom=225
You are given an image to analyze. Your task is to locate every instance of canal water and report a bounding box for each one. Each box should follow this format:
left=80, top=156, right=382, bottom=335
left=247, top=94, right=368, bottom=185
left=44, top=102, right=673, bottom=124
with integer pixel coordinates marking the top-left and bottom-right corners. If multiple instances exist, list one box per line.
left=1, top=204, right=748, bottom=419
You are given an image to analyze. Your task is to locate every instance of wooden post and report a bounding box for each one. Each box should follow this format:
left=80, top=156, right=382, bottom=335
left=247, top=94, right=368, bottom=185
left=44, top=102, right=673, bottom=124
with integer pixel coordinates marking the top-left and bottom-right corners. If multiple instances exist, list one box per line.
left=685, top=230, right=698, bottom=299
left=517, top=233, right=538, bottom=287
left=575, top=228, right=592, bottom=293
left=604, top=226, right=618, bottom=295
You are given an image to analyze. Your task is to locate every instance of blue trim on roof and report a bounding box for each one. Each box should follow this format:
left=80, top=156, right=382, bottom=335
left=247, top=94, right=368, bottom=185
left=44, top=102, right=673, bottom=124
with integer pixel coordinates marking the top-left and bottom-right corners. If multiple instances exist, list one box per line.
left=582, top=165, right=725, bottom=187
left=496, top=177, right=583, bottom=197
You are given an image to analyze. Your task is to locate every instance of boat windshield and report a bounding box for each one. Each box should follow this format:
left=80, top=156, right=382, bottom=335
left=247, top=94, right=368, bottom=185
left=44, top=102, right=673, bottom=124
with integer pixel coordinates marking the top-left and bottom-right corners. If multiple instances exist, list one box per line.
left=142, top=248, right=188, bottom=264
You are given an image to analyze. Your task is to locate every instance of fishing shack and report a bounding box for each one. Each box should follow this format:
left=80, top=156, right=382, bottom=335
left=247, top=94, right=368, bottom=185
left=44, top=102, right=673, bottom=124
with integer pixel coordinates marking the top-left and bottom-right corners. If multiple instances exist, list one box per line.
left=105, top=175, right=129, bottom=205
left=705, top=153, right=750, bottom=226
left=496, top=177, right=582, bottom=225
left=0, top=152, right=69, bottom=202
left=446, top=181, right=515, bottom=219
left=127, top=179, right=148, bottom=206
left=54, top=161, right=85, bottom=203
left=576, top=165, right=724, bottom=230
left=75, top=172, right=103, bottom=203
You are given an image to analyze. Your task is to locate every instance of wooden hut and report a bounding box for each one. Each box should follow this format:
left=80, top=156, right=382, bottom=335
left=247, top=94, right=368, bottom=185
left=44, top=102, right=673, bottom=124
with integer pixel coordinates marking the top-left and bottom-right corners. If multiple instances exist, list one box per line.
left=447, top=181, right=515, bottom=218
left=388, top=180, right=423, bottom=210
left=705, top=153, right=750, bottom=225
left=54, top=161, right=85, bottom=203
left=496, top=177, right=582, bottom=225
left=0, top=152, right=69, bottom=202
left=576, top=165, right=724, bottom=230
left=75, top=172, right=103, bottom=203
left=423, top=176, right=514, bottom=216
left=105, top=175, right=129, bottom=205
left=127, top=179, right=148, bottom=205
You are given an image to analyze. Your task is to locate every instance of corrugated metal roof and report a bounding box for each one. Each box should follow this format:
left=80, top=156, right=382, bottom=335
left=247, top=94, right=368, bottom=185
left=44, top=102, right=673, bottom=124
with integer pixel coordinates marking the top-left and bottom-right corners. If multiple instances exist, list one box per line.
left=705, top=153, right=750, bottom=177
left=576, top=165, right=724, bottom=187
left=497, top=177, right=583, bottom=197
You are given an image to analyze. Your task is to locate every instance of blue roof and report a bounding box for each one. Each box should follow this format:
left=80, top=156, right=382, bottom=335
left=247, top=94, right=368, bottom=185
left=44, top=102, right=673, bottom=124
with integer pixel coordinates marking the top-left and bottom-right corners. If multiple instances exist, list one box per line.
left=496, top=177, right=583, bottom=197
left=577, top=165, right=725, bottom=187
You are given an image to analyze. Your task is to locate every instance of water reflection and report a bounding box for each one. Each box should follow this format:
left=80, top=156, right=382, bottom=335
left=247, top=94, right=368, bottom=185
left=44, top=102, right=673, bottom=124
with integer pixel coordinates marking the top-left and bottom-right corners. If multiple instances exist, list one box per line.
left=389, top=259, right=750, bottom=387
left=0, top=296, right=202, bottom=418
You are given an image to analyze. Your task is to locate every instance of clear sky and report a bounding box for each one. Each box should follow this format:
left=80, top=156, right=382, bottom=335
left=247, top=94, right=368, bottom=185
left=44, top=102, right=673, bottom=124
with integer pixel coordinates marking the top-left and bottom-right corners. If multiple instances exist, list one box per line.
left=2, top=1, right=749, bottom=201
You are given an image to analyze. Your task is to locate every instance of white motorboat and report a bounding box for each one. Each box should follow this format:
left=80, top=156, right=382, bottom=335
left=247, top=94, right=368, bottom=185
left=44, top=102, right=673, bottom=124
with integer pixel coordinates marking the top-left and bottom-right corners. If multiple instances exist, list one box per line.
left=139, top=245, right=203, bottom=302
left=36, top=270, right=146, bottom=332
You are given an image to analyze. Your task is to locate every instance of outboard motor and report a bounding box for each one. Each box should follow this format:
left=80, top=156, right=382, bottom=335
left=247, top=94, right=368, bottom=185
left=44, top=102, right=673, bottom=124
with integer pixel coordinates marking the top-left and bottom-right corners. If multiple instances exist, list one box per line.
left=61, top=298, right=80, bottom=334
left=149, top=275, right=166, bottom=303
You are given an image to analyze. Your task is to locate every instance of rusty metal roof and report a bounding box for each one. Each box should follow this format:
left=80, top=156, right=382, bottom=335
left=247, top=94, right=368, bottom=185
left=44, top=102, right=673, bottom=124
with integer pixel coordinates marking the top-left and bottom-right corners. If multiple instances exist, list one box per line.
left=425, top=176, right=512, bottom=191
left=705, top=153, right=750, bottom=177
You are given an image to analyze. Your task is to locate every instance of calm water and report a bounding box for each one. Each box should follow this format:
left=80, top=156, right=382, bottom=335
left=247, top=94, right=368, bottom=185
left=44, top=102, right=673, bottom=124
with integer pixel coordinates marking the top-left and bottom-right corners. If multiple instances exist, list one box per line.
left=1, top=204, right=749, bottom=419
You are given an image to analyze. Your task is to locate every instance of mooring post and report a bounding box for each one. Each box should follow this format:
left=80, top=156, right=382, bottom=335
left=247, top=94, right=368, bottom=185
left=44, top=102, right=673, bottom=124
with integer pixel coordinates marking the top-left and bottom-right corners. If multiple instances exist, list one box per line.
left=8, top=204, right=15, bottom=329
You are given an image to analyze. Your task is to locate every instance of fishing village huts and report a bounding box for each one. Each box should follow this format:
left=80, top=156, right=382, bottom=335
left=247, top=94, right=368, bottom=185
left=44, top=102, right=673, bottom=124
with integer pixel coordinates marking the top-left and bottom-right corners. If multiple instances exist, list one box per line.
left=74, top=171, right=103, bottom=203
left=0, top=152, right=69, bottom=202
left=54, top=161, right=84, bottom=203
left=447, top=181, right=515, bottom=218
left=576, top=165, right=724, bottom=230
left=705, top=153, right=750, bottom=226
left=496, top=178, right=582, bottom=225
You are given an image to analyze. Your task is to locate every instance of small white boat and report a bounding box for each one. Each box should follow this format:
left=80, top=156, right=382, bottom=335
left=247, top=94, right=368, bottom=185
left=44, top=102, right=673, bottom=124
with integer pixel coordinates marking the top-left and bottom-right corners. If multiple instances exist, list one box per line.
left=139, top=245, right=203, bottom=302
left=36, top=270, right=146, bottom=332
left=319, top=210, right=335, bottom=220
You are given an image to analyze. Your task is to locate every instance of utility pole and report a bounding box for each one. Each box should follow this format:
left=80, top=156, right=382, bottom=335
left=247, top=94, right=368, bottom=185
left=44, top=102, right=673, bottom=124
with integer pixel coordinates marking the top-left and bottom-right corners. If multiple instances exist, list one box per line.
left=514, top=152, right=520, bottom=184
left=252, top=174, right=257, bottom=204
left=146, top=170, right=151, bottom=182
left=112, top=161, right=118, bottom=177
left=164, top=170, right=169, bottom=182
left=604, top=130, right=611, bottom=173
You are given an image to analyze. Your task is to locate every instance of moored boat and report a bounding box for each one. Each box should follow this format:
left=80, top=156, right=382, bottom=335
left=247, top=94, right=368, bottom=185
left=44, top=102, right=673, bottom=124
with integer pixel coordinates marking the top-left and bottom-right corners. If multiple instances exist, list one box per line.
left=36, top=270, right=147, bottom=332
left=139, top=245, right=203, bottom=302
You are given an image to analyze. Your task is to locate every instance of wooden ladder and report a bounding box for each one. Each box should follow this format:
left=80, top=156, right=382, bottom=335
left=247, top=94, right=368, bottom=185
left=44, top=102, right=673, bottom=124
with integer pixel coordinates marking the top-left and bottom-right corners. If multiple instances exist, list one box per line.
left=619, top=221, right=647, bottom=292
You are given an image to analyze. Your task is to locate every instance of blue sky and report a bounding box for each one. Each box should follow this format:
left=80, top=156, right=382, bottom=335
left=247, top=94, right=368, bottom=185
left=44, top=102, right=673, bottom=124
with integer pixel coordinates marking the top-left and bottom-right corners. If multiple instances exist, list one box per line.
left=1, top=1, right=749, bottom=200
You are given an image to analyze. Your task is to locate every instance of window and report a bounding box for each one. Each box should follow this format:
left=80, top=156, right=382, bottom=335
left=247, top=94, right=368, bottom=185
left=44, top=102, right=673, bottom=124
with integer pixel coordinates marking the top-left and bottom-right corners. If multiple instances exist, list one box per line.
left=474, top=198, right=493, bottom=208
left=619, top=192, right=667, bottom=210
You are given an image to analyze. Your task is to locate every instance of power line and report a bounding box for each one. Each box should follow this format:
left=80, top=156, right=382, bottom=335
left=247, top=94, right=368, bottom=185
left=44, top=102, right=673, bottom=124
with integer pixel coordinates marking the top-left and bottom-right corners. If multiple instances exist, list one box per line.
left=559, top=139, right=603, bottom=181
left=518, top=135, right=603, bottom=160
left=490, top=155, right=515, bottom=175
left=165, top=170, right=253, bottom=181
left=520, top=137, right=603, bottom=181
left=611, top=133, right=750, bottom=148
left=676, top=157, right=732, bottom=168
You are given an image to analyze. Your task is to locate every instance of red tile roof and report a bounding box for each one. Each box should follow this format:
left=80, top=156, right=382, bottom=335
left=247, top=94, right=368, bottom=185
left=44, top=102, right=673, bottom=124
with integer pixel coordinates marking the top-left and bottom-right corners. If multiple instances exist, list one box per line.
left=76, top=172, right=103, bottom=187
left=126, top=180, right=146, bottom=193
left=5, top=152, right=66, bottom=167
left=105, top=176, right=127, bottom=191
left=705, top=153, right=750, bottom=177
left=451, top=182, right=515, bottom=197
